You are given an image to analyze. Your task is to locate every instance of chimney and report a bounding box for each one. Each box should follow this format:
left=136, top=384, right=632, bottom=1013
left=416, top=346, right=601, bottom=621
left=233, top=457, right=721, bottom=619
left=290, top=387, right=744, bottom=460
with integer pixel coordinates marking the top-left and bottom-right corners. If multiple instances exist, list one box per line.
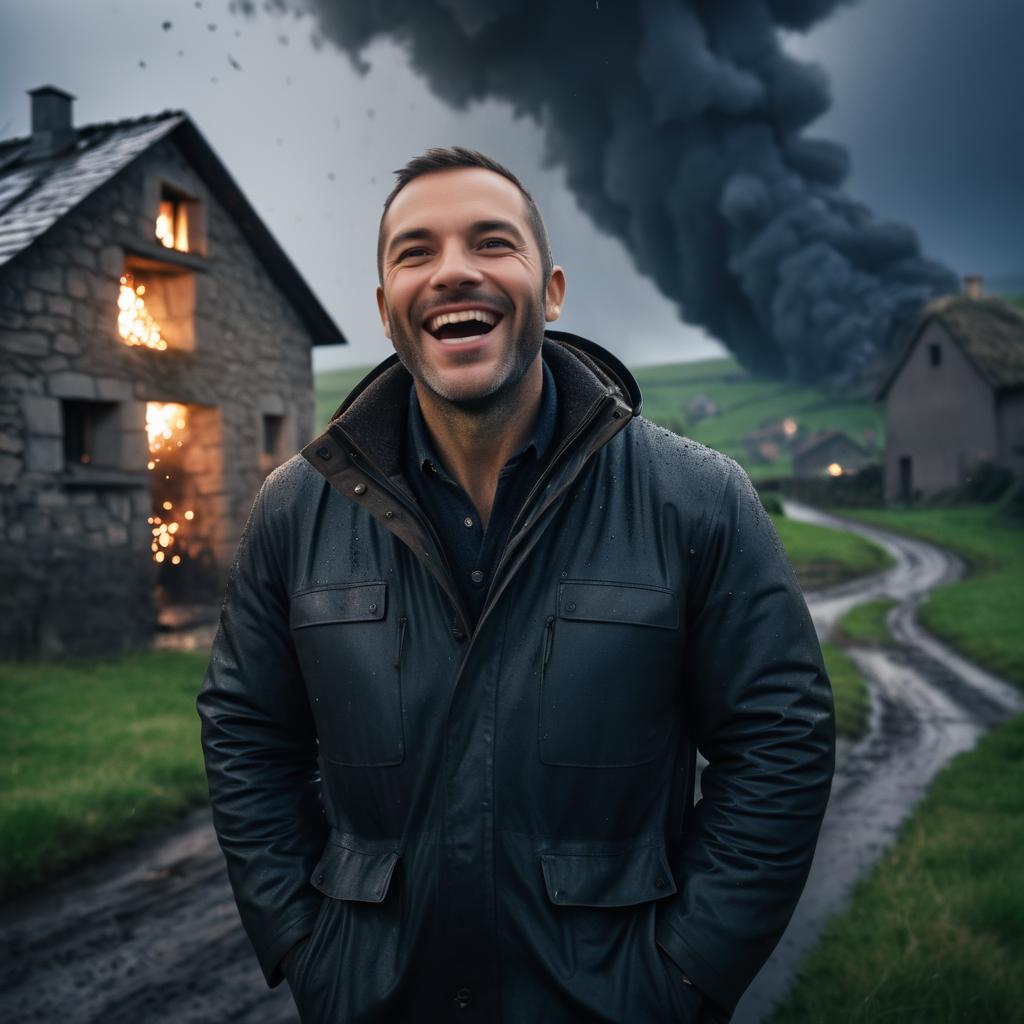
left=27, top=85, right=77, bottom=159
left=963, top=274, right=983, bottom=300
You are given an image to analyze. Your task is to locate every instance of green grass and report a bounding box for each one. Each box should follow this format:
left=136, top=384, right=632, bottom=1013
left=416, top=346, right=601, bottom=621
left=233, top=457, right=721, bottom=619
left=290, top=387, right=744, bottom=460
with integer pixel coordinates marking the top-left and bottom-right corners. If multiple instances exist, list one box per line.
left=821, top=641, right=871, bottom=739
left=0, top=650, right=209, bottom=899
left=831, top=505, right=1024, bottom=687
left=774, top=713, right=1024, bottom=1023
left=836, top=598, right=899, bottom=646
left=316, top=356, right=886, bottom=481
left=770, top=513, right=894, bottom=591
left=315, top=365, right=373, bottom=430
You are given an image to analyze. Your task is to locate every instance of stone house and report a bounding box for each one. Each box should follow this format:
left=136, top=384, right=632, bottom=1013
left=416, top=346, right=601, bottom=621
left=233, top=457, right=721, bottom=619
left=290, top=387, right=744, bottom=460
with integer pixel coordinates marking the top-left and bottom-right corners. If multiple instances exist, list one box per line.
left=792, top=429, right=871, bottom=479
left=0, top=87, right=345, bottom=657
left=877, top=289, right=1024, bottom=502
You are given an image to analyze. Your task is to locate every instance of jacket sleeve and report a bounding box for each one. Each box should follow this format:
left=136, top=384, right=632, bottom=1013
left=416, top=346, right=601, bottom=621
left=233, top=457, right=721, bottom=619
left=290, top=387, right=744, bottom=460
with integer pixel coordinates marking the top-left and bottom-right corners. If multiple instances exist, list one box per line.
left=655, top=458, right=836, bottom=1014
left=196, top=478, right=327, bottom=987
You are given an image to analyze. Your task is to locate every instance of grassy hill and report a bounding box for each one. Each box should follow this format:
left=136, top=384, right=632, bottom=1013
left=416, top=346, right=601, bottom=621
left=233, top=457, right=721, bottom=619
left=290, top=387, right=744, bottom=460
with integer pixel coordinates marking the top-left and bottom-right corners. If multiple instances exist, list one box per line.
left=315, top=356, right=884, bottom=481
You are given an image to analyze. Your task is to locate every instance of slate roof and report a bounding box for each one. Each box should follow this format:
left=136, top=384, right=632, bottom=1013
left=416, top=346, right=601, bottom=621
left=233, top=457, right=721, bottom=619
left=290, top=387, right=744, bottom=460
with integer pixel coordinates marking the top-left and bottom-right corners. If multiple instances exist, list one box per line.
left=0, top=113, right=184, bottom=267
left=878, top=295, right=1024, bottom=398
left=0, top=109, right=346, bottom=346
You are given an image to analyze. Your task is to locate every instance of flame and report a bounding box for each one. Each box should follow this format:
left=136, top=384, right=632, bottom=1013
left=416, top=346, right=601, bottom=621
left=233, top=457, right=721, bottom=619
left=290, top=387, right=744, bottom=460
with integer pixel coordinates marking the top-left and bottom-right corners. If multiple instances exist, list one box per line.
left=118, top=273, right=166, bottom=350
left=156, top=199, right=189, bottom=251
left=145, top=403, right=193, bottom=566
left=827, top=462, right=844, bottom=477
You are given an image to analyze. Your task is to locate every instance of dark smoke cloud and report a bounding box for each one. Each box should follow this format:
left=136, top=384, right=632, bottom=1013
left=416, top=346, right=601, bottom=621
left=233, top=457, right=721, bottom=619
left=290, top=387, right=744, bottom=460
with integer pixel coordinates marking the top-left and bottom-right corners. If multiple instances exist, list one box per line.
left=237, top=0, right=959, bottom=389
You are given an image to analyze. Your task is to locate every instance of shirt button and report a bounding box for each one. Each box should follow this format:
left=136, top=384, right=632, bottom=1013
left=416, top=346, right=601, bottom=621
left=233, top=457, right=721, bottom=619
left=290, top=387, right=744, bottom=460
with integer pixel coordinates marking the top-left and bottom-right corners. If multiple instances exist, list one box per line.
left=463, top=516, right=474, bottom=528
left=470, top=570, right=484, bottom=585
left=454, top=987, right=472, bottom=1009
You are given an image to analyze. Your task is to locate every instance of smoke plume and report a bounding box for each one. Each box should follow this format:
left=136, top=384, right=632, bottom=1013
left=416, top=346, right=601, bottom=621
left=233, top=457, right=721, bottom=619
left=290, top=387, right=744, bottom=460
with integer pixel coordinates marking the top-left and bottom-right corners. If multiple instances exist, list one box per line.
left=239, top=0, right=959, bottom=389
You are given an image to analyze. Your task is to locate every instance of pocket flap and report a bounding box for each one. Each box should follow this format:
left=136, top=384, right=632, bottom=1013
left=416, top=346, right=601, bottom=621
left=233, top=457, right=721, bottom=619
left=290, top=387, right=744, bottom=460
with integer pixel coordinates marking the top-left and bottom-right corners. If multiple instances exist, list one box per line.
left=310, top=831, right=400, bottom=902
left=291, top=582, right=387, bottom=629
left=558, top=581, right=678, bottom=630
left=540, top=840, right=677, bottom=908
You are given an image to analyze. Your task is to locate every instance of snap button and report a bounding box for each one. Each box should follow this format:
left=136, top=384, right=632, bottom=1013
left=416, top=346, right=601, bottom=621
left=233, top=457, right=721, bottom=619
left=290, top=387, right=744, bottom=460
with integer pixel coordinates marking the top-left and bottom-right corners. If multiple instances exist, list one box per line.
left=353, top=482, right=367, bottom=495
left=463, top=516, right=473, bottom=528
left=567, top=602, right=576, bottom=612
left=470, top=570, right=484, bottom=585
left=654, top=876, right=667, bottom=889
left=385, top=510, right=394, bottom=519
left=315, top=445, right=331, bottom=460
left=454, top=987, right=472, bottom=1009
left=368, top=603, right=377, bottom=613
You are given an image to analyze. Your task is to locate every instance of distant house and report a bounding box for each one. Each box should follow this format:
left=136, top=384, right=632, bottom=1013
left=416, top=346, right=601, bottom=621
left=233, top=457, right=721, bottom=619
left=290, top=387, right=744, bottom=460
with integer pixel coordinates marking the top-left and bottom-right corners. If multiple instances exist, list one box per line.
left=0, top=86, right=346, bottom=657
left=743, top=418, right=799, bottom=465
left=686, top=392, right=718, bottom=423
left=877, top=290, right=1024, bottom=502
left=792, top=429, right=871, bottom=479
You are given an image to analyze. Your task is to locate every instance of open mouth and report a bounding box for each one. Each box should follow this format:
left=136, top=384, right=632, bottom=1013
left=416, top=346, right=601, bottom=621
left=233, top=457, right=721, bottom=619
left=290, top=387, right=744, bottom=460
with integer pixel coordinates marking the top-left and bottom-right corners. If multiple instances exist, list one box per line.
left=424, top=308, right=503, bottom=345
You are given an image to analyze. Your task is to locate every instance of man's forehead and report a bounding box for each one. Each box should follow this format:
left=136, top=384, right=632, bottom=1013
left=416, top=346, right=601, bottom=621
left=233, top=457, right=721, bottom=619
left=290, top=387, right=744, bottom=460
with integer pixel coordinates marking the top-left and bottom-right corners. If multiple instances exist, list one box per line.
left=382, top=167, right=529, bottom=241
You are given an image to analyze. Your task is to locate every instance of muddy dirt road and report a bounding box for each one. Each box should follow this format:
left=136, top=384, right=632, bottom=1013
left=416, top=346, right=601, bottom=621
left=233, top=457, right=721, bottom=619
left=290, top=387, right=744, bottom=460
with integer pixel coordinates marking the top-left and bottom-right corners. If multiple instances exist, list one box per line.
left=1, top=504, right=1020, bottom=1023
left=733, top=502, right=1023, bottom=1023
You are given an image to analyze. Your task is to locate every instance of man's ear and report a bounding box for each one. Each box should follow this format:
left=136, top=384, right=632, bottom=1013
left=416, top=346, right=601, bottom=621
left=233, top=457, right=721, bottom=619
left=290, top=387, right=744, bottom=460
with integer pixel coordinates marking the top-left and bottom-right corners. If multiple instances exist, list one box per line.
left=375, top=285, right=392, bottom=340
left=544, top=267, right=566, bottom=322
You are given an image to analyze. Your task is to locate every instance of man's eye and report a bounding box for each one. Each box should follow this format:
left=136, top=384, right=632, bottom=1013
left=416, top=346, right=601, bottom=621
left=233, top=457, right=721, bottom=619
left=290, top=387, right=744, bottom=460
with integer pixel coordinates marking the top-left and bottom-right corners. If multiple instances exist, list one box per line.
left=480, top=238, right=512, bottom=250
left=397, top=247, right=430, bottom=261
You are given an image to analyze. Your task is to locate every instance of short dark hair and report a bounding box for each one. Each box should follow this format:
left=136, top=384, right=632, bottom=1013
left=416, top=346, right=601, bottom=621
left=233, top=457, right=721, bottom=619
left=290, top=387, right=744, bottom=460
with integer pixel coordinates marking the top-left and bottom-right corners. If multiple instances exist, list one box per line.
left=377, top=146, right=553, bottom=283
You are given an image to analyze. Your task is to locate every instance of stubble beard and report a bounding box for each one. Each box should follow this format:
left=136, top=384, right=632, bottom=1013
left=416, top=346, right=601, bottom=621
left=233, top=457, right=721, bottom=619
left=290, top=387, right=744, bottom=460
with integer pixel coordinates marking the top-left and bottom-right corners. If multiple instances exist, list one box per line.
left=387, top=291, right=546, bottom=416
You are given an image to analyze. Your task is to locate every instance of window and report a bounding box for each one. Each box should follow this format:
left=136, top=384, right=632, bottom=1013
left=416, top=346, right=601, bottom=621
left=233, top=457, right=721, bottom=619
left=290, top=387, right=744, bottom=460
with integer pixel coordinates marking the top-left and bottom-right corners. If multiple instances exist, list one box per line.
left=263, top=414, right=285, bottom=458
left=119, top=258, right=195, bottom=350
left=155, top=184, right=198, bottom=253
left=929, top=343, right=942, bottom=367
left=62, top=400, right=120, bottom=469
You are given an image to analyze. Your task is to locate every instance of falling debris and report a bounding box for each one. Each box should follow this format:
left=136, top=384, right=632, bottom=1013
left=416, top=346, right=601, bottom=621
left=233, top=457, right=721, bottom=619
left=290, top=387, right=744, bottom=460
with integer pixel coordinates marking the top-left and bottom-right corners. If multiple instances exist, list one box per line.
left=228, top=53, right=242, bottom=69
left=138, top=60, right=146, bottom=69
left=162, top=20, right=172, bottom=30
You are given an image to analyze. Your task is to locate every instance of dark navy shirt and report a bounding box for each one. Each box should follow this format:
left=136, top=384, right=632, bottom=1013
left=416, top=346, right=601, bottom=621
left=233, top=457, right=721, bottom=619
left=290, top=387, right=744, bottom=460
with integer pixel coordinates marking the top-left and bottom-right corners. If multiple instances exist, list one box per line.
left=403, top=359, right=557, bottom=625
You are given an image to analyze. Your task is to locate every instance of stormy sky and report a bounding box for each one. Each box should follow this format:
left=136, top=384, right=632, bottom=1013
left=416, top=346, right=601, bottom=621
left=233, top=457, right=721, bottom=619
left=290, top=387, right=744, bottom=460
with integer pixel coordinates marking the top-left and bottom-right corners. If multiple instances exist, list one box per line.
left=1, top=0, right=1021, bottom=376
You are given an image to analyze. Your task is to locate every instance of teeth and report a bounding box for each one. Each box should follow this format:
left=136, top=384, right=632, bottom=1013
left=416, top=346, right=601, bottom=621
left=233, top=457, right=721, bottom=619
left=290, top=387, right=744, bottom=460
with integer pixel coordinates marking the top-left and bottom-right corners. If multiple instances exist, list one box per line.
left=427, top=308, right=499, bottom=333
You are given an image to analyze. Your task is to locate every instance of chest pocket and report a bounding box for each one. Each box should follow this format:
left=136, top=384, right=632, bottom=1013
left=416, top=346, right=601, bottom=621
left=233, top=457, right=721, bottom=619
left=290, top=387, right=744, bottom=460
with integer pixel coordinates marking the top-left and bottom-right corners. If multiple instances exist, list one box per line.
left=540, top=581, right=680, bottom=768
left=290, top=582, right=404, bottom=767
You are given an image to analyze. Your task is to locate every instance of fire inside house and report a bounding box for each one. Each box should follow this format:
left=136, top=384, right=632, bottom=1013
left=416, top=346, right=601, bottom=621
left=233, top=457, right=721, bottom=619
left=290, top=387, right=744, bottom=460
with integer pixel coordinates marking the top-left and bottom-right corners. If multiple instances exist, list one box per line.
left=0, top=86, right=346, bottom=657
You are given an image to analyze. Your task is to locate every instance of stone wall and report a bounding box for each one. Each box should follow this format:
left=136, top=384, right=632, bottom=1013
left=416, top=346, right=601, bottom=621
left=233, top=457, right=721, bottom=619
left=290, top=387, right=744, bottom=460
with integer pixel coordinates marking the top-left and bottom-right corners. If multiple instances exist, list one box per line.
left=0, top=136, right=318, bottom=657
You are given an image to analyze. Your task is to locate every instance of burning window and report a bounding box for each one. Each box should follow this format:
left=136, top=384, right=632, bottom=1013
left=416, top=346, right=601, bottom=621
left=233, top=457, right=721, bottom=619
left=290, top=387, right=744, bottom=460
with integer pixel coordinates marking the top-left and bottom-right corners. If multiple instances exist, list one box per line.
left=62, top=400, right=120, bottom=468
left=156, top=186, right=191, bottom=252
left=118, top=260, right=195, bottom=351
left=147, top=402, right=194, bottom=567
left=118, top=273, right=166, bottom=349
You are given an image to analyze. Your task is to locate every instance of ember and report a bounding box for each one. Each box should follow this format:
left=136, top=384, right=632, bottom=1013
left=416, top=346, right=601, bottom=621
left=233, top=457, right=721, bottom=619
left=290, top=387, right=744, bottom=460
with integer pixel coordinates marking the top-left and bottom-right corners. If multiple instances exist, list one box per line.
left=145, top=402, right=195, bottom=566
left=118, top=273, right=167, bottom=349
left=827, top=463, right=844, bottom=477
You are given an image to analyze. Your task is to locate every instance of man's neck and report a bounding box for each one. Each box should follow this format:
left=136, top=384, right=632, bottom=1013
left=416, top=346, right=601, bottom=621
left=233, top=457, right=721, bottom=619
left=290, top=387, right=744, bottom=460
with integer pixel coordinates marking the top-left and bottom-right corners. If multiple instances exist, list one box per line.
left=414, top=356, right=544, bottom=529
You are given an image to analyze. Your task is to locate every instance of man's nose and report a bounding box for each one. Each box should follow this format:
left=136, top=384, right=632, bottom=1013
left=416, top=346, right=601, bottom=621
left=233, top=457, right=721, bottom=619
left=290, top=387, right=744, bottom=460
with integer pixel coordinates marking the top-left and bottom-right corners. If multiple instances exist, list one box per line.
left=429, top=243, right=483, bottom=290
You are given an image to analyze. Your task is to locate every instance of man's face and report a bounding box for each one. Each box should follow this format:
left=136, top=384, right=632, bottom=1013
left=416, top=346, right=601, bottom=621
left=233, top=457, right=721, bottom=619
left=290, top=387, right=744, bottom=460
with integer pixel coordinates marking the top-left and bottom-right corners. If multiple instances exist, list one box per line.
left=376, top=167, right=565, bottom=407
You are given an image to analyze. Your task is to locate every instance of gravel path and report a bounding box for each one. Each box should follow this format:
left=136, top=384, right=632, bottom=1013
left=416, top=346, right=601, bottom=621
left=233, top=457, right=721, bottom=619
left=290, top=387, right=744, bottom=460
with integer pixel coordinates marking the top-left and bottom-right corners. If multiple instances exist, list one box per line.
left=2, top=503, right=1019, bottom=1023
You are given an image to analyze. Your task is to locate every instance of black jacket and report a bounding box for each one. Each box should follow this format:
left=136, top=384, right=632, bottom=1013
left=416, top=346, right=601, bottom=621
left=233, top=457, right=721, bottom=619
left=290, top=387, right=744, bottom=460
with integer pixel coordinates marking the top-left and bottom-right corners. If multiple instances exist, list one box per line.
left=197, top=333, right=834, bottom=1022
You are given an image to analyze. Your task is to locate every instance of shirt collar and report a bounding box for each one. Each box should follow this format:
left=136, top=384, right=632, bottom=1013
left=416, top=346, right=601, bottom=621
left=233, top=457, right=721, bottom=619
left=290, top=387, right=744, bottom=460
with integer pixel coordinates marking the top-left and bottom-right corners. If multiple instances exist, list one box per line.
left=407, top=357, right=558, bottom=480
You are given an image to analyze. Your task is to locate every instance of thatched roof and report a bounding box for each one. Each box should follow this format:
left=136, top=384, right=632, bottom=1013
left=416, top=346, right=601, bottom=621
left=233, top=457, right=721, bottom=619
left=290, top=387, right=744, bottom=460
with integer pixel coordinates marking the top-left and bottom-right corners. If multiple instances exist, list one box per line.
left=878, top=295, right=1024, bottom=397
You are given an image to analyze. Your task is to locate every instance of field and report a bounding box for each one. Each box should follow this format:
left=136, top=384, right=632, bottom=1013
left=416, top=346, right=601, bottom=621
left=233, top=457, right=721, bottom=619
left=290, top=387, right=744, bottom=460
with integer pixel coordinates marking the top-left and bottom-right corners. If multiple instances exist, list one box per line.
left=314, top=355, right=885, bottom=481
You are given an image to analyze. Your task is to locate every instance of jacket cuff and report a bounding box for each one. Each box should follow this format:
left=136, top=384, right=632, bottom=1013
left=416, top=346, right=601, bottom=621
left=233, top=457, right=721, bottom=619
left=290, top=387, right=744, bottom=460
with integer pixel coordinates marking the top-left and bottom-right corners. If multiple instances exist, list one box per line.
left=655, top=922, right=736, bottom=1015
left=259, top=907, right=321, bottom=988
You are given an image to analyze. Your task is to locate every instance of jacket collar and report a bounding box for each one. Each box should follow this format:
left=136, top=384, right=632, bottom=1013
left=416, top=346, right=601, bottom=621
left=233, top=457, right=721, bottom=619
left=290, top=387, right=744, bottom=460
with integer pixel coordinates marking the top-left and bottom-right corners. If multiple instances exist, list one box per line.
left=310, top=331, right=642, bottom=479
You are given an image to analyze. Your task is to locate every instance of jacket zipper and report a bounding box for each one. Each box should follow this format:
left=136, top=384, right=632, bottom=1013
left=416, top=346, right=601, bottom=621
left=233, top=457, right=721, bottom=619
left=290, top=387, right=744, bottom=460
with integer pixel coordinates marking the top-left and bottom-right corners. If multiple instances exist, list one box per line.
left=542, top=615, right=555, bottom=667
left=394, top=616, right=408, bottom=669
